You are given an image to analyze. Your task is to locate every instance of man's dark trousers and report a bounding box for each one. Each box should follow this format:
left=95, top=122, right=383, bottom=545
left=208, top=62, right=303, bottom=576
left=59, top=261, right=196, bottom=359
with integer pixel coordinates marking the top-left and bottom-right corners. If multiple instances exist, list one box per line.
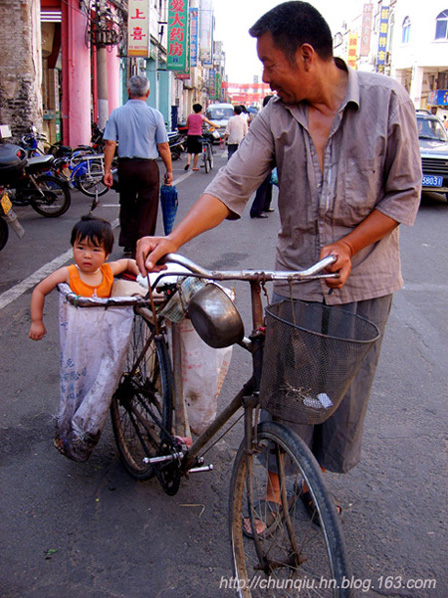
left=117, top=158, right=160, bottom=251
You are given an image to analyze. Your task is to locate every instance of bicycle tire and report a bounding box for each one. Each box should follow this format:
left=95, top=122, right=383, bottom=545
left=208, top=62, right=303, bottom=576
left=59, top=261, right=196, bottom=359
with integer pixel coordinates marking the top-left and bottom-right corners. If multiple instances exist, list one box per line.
left=203, top=145, right=210, bottom=173
left=229, top=421, right=352, bottom=598
left=110, top=310, right=173, bottom=480
left=29, top=174, right=71, bottom=217
left=75, top=160, right=109, bottom=197
left=207, top=144, right=214, bottom=171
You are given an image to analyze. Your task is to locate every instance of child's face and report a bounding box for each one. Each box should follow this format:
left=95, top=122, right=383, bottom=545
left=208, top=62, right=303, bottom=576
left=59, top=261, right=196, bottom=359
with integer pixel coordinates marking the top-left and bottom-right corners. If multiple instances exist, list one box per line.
left=72, top=237, right=109, bottom=273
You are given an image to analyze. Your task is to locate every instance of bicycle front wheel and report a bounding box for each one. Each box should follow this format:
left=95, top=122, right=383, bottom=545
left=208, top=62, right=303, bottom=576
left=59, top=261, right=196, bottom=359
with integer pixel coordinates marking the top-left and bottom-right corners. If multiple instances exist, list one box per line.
left=76, top=160, right=109, bottom=197
left=230, top=421, right=352, bottom=598
left=29, top=175, right=71, bottom=217
left=110, top=310, right=173, bottom=480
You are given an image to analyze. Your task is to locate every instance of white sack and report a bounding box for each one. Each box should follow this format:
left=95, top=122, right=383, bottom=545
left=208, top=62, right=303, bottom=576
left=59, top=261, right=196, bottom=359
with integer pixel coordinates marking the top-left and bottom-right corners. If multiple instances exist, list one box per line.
left=176, top=318, right=232, bottom=435
left=56, top=291, right=134, bottom=461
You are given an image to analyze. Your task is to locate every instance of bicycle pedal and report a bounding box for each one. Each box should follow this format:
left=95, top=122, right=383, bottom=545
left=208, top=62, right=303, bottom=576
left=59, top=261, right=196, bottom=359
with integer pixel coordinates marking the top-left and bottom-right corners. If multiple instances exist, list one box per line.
left=188, top=464, right=214, bottom=474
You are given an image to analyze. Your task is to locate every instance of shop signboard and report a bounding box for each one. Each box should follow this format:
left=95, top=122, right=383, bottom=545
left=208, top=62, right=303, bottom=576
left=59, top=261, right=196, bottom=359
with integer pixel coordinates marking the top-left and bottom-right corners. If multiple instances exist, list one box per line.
left=347, top=33, right=358, bottom=69
left=428, top=90, right=448, bottom=105
left=199, top=0, right=213, bottom=67
left=190, top=6, right=199, bottom=68
left=128, top=0, right=150, bottom=57
left=167, top=0, right=189, bottom=71
left=376, top=6, right=390, bottom=74
left=360, top=3, right=373, bottom=57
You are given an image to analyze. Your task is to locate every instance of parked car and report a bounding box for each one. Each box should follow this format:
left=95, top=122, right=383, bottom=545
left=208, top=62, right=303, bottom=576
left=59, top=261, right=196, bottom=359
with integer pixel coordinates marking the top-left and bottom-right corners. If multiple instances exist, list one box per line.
left=416, top=111, right=448, bottom=200
left=205, top=103, right=235, bottom=142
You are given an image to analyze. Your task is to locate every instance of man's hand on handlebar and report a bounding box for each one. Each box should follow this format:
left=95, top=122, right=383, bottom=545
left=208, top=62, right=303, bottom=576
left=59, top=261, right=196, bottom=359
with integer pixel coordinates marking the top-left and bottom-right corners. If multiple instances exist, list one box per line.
left=319, top=240, right=353, bottom=289
left=136, top=236, right=179, bottom=276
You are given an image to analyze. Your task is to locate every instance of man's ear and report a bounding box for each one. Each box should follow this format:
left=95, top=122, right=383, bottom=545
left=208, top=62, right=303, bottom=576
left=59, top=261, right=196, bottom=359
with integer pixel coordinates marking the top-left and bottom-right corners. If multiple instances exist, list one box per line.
left=297, top=43, right=315, bottom=69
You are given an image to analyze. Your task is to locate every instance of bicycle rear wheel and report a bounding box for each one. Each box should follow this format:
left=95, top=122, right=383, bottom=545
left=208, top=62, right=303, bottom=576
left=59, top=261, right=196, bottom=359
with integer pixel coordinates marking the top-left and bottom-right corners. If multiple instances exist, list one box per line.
left=76, top=160, right=109, bottom=197
left=230, top=421, right=352, bottom=598
left=110, top=309, right=173, bottom=480
left=207, top=144, right=214, bottom=171
left=203, top=144, right=210, bottom=173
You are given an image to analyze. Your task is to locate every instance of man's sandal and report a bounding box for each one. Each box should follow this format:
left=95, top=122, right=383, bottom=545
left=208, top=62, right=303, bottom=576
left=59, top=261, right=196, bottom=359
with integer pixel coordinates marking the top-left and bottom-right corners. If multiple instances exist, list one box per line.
left=242, top=499, right=282, bottom=539
left=299, top=487, right=342, bottom=527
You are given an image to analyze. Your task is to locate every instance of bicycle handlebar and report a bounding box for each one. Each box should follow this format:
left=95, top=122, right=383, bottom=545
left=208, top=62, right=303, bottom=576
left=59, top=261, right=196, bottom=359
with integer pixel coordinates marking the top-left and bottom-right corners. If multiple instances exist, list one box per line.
left=58, top=253, right=339, bottom=309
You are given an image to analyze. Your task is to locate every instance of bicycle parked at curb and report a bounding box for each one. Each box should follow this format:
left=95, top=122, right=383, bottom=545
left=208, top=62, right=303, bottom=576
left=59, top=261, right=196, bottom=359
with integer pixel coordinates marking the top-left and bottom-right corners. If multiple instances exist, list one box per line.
left=20, top=127, right=109, bottom=200
left=59, top=253, right=381, bottom=597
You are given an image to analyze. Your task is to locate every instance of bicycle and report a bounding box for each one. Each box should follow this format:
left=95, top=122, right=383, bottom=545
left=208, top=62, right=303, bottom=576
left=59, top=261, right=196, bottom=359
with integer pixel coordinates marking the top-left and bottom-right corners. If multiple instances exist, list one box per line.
left=200, top=130, right=215, bottom=173
left=54, top=152, right=109, bottom=199
left=60, top=253, right=381, bottom=597
left=19, top=128, right=108, bottom=199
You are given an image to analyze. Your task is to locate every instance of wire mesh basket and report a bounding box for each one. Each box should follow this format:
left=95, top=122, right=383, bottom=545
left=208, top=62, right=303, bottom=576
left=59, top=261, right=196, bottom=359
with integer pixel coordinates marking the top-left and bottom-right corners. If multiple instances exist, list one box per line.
left=259, top=300, right=381, bottom=425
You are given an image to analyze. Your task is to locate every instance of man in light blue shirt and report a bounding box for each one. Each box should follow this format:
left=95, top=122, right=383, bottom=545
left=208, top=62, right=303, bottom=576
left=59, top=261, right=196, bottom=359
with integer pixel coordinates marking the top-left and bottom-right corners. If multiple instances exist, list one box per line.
left=103, top=76, right=172, bottom=257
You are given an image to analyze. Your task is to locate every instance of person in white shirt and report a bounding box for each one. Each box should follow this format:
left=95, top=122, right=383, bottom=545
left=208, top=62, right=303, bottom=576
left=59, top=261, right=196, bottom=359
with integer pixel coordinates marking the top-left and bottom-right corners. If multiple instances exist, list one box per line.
left=222, top=105, right=248, bottom=160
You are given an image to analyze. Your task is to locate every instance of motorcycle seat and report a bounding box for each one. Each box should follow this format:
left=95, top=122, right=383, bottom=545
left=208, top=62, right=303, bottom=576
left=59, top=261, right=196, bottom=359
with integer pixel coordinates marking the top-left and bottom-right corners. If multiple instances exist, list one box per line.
left=25, top=155, right=54, bottom=174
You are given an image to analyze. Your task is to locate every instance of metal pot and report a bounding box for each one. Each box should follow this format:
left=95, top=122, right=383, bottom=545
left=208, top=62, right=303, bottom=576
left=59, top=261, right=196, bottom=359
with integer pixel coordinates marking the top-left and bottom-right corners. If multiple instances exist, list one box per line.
left=187, top=283, right=244, bottom=348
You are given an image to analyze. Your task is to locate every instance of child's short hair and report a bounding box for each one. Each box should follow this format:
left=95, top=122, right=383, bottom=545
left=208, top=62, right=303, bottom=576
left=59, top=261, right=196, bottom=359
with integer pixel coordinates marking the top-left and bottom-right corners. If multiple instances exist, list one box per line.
left=70, top=215, right=114, bottom=255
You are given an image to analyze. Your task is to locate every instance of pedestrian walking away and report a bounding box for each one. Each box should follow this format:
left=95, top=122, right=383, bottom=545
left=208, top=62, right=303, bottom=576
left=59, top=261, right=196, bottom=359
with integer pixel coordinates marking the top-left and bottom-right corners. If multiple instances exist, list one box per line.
left=184, top=103, right=216, bottom=171
left=137, top=0, right=421, bottom=535
left=250, top=94, right=275, bottom=218
left=222, top=105, right=248, bottom=160
left=103, top=75, right=173, bottom=258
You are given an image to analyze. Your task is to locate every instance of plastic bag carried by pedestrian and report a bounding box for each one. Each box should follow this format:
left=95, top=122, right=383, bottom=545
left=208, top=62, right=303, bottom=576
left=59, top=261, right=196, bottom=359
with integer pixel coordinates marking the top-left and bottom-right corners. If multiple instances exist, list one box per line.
left=160, top=184, right=178, bottom=235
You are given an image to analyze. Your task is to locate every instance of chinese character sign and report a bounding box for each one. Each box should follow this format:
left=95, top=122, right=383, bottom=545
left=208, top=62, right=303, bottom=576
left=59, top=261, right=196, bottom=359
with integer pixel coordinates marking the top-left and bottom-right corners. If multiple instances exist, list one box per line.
left=360, top=4, right=373, bottom=57
left=167, top=0, right=189, bottom=71
left=199, top=0, right=213, bottom=67
left=189, top=7, right=198, bottom=68
left=347, top=33, right=358, bottom=69
left=128, top=0, right=150, bottom=57
left=376, top=6, right=389, bottom=73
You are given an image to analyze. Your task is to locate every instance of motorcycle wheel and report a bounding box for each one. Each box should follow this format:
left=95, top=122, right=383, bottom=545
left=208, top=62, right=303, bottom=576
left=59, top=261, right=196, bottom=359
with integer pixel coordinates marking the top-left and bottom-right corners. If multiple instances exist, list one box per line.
left=28, top=174, right=71, bottom=218
left=0, top=218, right=8, bottom=251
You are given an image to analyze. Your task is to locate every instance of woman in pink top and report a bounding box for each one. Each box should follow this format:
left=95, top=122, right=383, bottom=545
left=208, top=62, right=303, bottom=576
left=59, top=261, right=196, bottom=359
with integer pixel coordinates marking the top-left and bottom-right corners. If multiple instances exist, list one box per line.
left=184, top=104, right=215, bottom=171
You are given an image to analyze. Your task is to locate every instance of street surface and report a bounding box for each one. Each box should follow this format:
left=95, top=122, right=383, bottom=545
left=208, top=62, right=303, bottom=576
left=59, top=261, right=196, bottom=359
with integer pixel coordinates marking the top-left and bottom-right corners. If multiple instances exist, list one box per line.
left=1, top=148, right=447, bottom=597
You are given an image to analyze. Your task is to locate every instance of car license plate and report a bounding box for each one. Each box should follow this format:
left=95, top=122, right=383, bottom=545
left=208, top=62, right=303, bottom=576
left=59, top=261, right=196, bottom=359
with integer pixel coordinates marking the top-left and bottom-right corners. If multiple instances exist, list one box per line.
left=422, top=175, right=443, bottom=187
left=0, top=192, right=12, bottom=215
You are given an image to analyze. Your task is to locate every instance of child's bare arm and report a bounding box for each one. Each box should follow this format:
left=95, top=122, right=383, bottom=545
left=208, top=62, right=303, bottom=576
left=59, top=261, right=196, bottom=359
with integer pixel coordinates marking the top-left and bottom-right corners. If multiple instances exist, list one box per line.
left=109, top=259, right=139, bottom=277
left=29, top=267, right=69, bottom=341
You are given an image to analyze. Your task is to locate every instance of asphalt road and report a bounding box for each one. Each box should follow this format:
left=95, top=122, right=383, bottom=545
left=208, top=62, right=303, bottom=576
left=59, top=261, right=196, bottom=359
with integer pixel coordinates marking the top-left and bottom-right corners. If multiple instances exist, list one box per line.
left=0, top=150, right=447, bottom=598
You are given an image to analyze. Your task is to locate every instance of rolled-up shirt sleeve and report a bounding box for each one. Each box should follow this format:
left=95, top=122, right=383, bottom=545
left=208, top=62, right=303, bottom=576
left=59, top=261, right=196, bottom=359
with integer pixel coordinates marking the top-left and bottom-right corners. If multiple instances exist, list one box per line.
left=375, top=96, right=422, bottom=226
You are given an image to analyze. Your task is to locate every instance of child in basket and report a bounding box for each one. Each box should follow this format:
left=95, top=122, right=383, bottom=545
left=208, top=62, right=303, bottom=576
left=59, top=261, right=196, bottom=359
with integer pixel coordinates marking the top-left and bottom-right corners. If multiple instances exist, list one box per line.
left=29, top=214, right=139, bottom=341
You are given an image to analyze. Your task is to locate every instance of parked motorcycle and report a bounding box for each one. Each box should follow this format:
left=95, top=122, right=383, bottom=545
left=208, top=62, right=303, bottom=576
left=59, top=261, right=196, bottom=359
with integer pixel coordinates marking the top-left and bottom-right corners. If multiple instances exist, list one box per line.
left=0, top=186, right=25, bottom=252
left=0, top=144, right=71, bottom=218
left=168, top=128, right=186, bottom=161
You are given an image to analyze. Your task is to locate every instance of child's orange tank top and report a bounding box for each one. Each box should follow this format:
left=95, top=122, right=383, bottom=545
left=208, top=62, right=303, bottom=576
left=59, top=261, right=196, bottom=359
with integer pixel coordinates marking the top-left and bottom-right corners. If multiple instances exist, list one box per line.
left=67, top=264, right=114, bottom=298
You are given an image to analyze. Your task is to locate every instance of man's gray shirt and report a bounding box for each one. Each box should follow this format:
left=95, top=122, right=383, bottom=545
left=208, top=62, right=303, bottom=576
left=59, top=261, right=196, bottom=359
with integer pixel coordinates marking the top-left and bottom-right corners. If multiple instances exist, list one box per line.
left=204, top=60, right=422, bottom=304
left=103, top=99, right=168, bottom=159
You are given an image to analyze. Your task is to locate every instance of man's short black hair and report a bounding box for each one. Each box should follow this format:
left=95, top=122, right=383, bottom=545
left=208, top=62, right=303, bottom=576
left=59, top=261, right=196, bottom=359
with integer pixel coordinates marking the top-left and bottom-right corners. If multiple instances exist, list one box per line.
left=70, top=215, right=114, bottom=255
left=234, top=105, right=242, bottom=115
left=249, top=1, right=333, bottom=63
left=193, top=103, right=202, bottom=113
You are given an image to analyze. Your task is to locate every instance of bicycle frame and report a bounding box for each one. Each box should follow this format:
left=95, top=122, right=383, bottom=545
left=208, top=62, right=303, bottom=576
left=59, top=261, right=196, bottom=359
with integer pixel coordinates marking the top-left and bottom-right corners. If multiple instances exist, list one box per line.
left=60, top=253, right=337, bottom=475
